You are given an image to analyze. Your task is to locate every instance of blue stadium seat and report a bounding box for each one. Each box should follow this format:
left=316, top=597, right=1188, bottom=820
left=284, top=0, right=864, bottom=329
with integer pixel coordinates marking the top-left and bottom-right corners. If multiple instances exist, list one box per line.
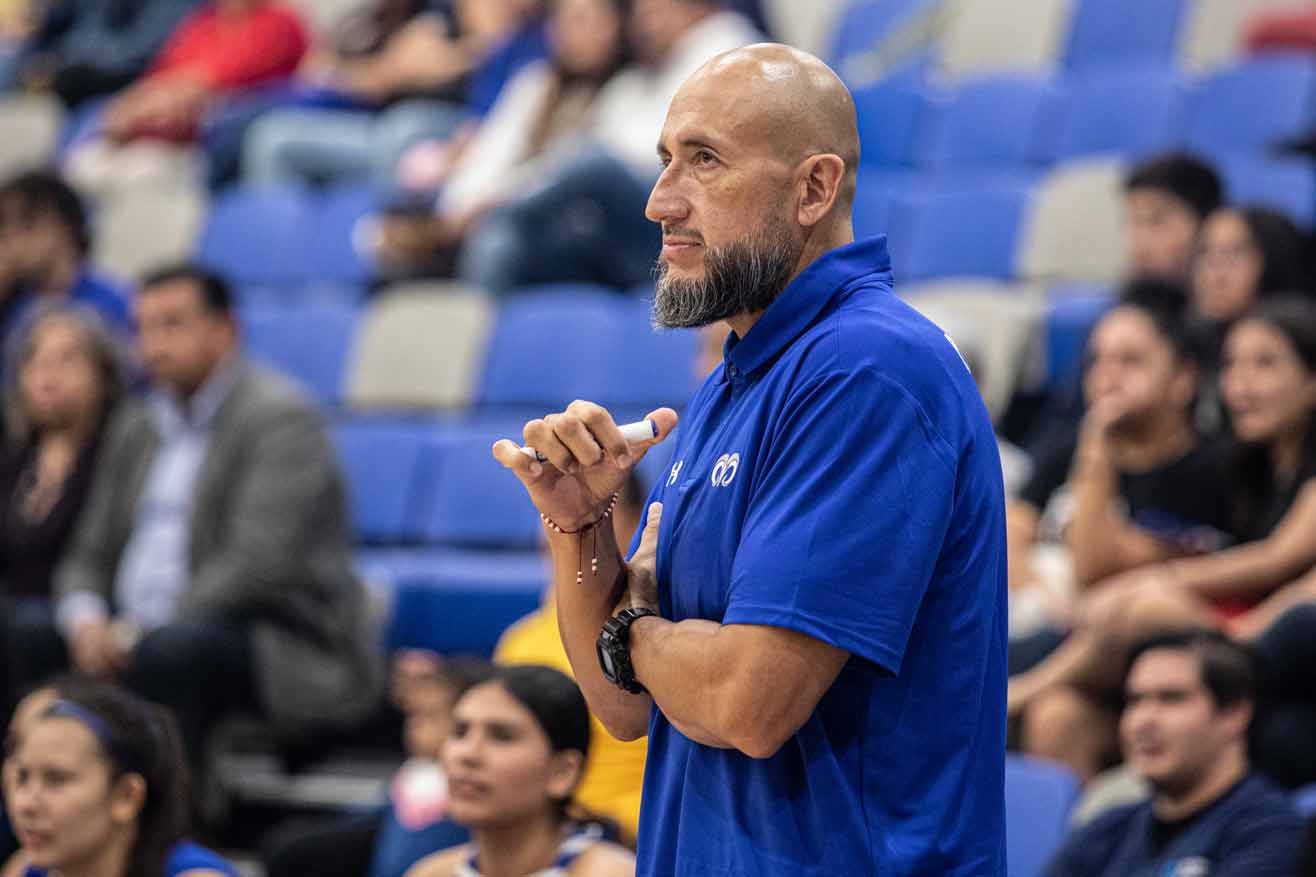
left=853, top=169, right=920, bottom=238
left=1045, top=286, right=1113, bottom=384
left=1051, top=69, right=1186, bottom=161
left=312, top=184, right=380, bottom=287
left=1219, top=154, right=1316, bottom=228
left=1185, top=58, right=1316, bottom=155
left=607, top=297, right=700, bottom=410
left=854, top=80, right=925, bottom=166
left=197, top=185, right=316, bottom=287
left=1064, top=0, right=1188, bottom=71
left=478, top=286, right=623, bottom=409
left=410, top=431, right=544, bottom=549
left=241, top=304, right=358, bottom=405
left=1005, top=755, right=1080, bottom=877
left=886, top=183, right=1029, bottom=281
left=360, top=547, right=546, bottom=655
left=332, top=420, right=428, bottom=543
left=914, top=74, right=1063, bottom=170
left=827, top=0, right=941, bottom=86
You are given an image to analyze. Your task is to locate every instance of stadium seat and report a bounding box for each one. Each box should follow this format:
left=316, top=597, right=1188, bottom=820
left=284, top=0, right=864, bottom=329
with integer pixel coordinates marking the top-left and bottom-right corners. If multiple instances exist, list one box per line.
left=363, top=547, right=546, bottom=655
left=1045, top=285, right=1114, bottom=384
left=343, top=283, right=494, bottom=410
left=1005, top=755, right=1080, bottom=877
left=853, top=80, right=925, bottom=166
left=1219, top=155, right=1316, bottom=229
left=311, top=184, right=380, bottom=287
left=196, top=185, right=316, bottom=287
left=1185, top=58, right=1316, bottom=156
left=1050, top=69, right=1186, bottom=161
left=914, top=74, right=1062, bottom=170
left=332, top=420, right=428, bottom=543
left=853, top=169, right=919, bottom=238
left=886, top=183, right=1029, bottom=281
left=0, top=95, right=64, bottom=179
left=902, top=280, right=1045, bottom=419
left=1179, top=0, right=1309, bottom=71
left=938, top=0, right=1072, bottom=78
left=241, top=304, right=358, bottom=406
left=93, top=183, right=209, bottom=282
left=827, top=0, right=943, bottom=87
left=607, top=297, right=701, bottom=410
left=409, top=431, right=544, bottom=549
left=1016, top=158, right=1128, bottom=284
left=1064, top=0, right=1187, bottom=71
left=478, top=286, right=621, bottom=409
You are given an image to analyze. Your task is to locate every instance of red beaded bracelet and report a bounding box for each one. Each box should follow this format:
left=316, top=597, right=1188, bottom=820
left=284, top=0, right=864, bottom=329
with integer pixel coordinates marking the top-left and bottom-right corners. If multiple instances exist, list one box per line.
left=541, top=493, right=620, bottom=584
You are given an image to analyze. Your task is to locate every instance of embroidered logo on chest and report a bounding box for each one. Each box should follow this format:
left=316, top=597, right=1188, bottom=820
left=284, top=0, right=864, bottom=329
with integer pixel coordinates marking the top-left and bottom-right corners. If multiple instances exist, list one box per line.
left=710, top=453, right=740, bottom=488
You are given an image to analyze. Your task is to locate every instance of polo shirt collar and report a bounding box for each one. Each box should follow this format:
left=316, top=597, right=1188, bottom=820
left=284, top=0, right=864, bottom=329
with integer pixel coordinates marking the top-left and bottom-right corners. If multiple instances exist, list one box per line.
left=723, top=236, right=891, bottom=382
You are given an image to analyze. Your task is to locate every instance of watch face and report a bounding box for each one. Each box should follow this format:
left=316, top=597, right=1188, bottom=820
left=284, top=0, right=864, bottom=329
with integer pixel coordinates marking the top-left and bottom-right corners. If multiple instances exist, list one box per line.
left=598, top=646, right=617, bottom=678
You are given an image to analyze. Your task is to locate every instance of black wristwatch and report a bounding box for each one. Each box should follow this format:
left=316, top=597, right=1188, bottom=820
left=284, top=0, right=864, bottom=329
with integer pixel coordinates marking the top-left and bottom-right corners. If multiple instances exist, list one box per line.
left=597, top=607, right=658, bottom=694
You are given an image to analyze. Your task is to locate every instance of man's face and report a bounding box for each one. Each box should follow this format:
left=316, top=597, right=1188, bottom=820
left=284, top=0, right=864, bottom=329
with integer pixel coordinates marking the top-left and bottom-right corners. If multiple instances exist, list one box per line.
left=1120, top=649, right=1245, bottom=797
left=1083, top=307, right=1193, bottom=434
left=645, top=78, right=805, bottom=328
left=0, top=200, right=67, bottom=284
left=1125, top=189, right=1201, bottom=282
left=134, top=279, right=235, bottom=397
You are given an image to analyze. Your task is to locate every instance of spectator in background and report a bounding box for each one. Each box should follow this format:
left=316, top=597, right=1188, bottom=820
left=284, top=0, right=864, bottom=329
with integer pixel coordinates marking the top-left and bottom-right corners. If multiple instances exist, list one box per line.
left=457, top=0, right=760, bottom=294
left=0, top=172, right=130, bottom=350
left=0, top=308, right=124, bottom=716
left=1124, top=153, right=1224, bottom=285
left=62, top=0, right=308, bottom=197
left=364, top=0, right=632, bottom=279
left=12, top=265, right=382, bottom=771
left=2, top=0, right=198, bottom=107
left=1044, top=629, right=1302, bottom=877
left=1193, top=206, right=1311, bottom=327
left=241, top=0, right=546, bottom=190
left=3, top=679, right=239, bottom=877
left=405, top=665, right=636, bottom=877
left=495, top=472, right=647, bottom=842
left=1010, top=298, right=1316, bottom=777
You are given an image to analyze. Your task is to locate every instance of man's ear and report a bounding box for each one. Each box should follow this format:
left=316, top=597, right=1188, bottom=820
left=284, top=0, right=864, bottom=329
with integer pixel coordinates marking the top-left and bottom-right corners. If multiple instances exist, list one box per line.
left=796, top=154, right=847, bottom=229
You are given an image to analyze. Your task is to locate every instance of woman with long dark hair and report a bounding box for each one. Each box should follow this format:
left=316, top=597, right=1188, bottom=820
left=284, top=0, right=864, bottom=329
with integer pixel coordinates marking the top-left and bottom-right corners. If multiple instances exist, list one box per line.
left=1193, top=205, right=1310, bottom=325
left=3, top=680, right=236, bottom=877
left=406, top=665, right=634, bottom=877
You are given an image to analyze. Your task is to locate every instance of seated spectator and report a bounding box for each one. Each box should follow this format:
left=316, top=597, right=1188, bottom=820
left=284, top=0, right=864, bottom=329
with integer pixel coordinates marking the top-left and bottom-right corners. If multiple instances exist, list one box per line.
left=0, top=172, right=130, bottom=352
left=9, top=264, right=382, bottom=771
left=1011, top=297, right=1316, bottom=777
left=457, top=0, right=760, bottom=294
left=3, top=678, right=239, bottom=876
left=1044, top=628, right=1303, bottom=876
left=2, top=0, right=198, bottom=108
left=364, top=0, right=632, bottom=279
left=0, top=307, right=125, bottom=714
left=262, top=656, right=490, bottom=877
left=495, top=472, right=648, bottom=842
left=1124, top=154, right=1225, bottom=286
left=62, top=0, right=308, bottom=196
left=241, top=0, right=546, bottom=189
left=405, top=665, right=635, bottom=877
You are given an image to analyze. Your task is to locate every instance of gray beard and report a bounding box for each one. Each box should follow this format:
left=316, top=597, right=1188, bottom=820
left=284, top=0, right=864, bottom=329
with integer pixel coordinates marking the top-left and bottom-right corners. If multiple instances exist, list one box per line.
left=651, top=224, right=800, bottom=329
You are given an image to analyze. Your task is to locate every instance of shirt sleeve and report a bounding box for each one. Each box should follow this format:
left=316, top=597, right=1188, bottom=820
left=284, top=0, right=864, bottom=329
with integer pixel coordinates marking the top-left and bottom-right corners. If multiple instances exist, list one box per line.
left=1212, top=804, right=1304, bottom=876
left=721, top=367, right=956, bottom=674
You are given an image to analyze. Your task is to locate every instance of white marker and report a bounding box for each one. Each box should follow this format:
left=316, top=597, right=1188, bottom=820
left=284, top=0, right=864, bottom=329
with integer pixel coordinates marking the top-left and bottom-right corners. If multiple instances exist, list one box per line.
left=520, top=419, right=658, bottom=464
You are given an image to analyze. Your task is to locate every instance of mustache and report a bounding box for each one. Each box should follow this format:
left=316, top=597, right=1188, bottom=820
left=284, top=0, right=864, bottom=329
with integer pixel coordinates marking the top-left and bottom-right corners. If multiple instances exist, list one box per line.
left=662, top=226, right=705, bottom=244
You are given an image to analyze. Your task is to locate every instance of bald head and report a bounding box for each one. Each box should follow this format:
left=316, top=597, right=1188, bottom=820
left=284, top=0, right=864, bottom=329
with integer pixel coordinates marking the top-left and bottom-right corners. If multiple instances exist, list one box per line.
left=674, top=44, right=860, bottom=203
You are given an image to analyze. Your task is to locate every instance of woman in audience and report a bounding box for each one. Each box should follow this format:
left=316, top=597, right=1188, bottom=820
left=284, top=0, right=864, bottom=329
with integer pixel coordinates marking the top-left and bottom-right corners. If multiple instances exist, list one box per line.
left=1193, top=205, right=1310, bottom=327
left=0, top=308, right=124, bottom=715
left=405, top=665, right=635, bottom=877
left=3, top=679, right=237, bottom=876
left=362, top=0, right=630, bottom=278
left=1009, top=296, right=1316, bottom=779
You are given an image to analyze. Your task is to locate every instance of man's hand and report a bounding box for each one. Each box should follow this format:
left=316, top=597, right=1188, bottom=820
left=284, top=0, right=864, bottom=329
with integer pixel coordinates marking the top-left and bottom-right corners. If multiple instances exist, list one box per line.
left=70, top=618, right=126, bottom=679
left=623, top=502, right=663, bottom=612
left=492, top=402, right=677, bottom=531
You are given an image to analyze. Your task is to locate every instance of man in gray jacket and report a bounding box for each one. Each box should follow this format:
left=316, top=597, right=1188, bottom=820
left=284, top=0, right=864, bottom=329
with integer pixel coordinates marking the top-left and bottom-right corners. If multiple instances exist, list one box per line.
left=48, top=264, right=382, bottom=759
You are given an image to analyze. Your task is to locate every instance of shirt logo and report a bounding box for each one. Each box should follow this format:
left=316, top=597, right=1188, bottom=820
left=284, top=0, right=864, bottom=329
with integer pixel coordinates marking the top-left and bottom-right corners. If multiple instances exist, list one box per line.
left=667, top=460, right=684, bottom=487
left=710, top=453, right=740, bottom=488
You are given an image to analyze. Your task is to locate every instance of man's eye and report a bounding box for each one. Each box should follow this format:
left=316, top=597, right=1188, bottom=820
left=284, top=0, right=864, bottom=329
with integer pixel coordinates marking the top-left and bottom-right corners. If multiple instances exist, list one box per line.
left=696, top=151, right=717, bottom=166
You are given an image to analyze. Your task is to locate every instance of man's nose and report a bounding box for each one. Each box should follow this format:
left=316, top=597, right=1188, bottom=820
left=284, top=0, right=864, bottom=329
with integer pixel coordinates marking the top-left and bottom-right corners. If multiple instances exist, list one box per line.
left=646, top=168, right=689, bottom=226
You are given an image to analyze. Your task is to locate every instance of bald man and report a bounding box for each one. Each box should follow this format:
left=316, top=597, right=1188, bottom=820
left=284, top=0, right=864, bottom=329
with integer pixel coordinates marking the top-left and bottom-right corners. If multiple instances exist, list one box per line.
left=494, top=45, right=1008, bottom=876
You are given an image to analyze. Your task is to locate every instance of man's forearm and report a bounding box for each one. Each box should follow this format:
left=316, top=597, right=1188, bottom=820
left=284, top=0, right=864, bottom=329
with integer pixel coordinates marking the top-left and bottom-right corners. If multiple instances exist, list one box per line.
left=547, top=526, right=653, bottom=741
left=628, top=615, right=737, bottom=750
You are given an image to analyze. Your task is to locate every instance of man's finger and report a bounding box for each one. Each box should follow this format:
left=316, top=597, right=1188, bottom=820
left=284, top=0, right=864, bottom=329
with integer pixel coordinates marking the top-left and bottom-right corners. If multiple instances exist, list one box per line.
left=553, top=413, right=605, bottom=468
left=628, top=408, right=679, bottom=461
left=492, top=438, right=544, bottom=479
left=636, top=502, right=664, bottom=560
left=570, top=400, right=629, bottom=464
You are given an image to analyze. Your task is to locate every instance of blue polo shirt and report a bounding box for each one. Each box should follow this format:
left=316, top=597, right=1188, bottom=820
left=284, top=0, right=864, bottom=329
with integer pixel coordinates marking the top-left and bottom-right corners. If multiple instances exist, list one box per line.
left=633, top=236, right=1008, bottom=876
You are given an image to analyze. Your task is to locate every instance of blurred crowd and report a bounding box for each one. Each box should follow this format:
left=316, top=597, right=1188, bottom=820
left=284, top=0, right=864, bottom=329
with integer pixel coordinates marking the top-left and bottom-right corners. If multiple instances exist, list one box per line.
left=0, top=0, right=1315, bottom=875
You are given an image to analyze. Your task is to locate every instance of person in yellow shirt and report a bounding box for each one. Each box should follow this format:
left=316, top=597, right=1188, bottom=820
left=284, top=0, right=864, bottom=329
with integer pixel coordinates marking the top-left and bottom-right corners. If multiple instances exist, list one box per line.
left=495, top=472, right=648, bottom=843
